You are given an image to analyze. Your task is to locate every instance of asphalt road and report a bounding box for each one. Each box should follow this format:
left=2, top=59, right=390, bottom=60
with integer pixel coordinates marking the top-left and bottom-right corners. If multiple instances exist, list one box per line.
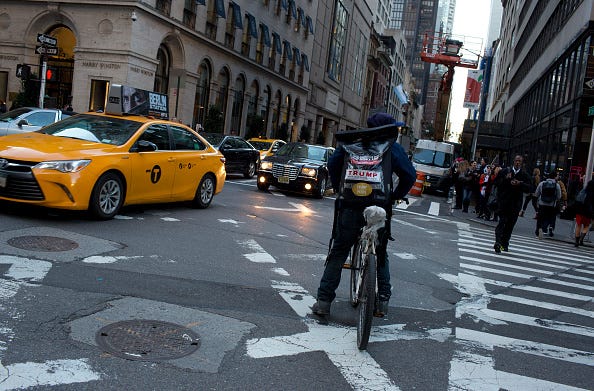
left=0, top=177, right=593, bottom=390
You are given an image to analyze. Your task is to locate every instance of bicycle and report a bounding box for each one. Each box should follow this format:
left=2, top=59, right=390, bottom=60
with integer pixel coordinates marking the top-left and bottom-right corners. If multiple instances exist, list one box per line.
left=343, top=205, right=387, bottom=350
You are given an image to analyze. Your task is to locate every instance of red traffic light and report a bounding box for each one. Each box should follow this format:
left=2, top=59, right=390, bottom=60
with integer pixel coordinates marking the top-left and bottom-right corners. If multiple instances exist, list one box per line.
left=45, top=67, right=57, bottom=81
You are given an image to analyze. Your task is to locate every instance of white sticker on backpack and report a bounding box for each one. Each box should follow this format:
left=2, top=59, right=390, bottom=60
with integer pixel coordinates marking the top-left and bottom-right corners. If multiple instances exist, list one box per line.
left=345, top=169, right=382, bottom=183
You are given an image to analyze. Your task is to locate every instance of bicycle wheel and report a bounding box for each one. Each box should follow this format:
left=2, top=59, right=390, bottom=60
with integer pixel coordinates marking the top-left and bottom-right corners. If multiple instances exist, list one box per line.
left=349, top=241, right=362, bottom=307
left=357, top=252, right=376, bottom=350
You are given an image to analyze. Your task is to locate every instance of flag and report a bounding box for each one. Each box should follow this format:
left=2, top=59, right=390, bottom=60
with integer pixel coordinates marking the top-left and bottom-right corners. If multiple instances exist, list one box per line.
left=463, top=70, right=483, bottom=109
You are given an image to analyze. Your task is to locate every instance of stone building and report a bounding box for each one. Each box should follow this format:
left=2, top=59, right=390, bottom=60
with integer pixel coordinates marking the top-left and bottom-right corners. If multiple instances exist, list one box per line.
left=0, top=0, right=316, bottom=140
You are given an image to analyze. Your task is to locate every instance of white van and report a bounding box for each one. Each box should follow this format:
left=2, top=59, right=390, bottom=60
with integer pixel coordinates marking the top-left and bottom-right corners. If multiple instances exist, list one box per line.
left=411, top=139, right=454, bottom=194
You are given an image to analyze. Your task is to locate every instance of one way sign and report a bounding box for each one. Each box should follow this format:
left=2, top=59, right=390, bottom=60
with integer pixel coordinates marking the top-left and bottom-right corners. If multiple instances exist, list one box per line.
left=37, top=33, right=57, bottom=46
left=35, top=46, right=58, bottom=55
left=585, top=79, right=594, bottom=89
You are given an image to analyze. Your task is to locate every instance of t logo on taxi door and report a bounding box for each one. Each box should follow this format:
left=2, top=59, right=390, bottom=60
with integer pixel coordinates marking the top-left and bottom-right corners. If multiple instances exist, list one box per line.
left=150, top=165, right=161, bottom=183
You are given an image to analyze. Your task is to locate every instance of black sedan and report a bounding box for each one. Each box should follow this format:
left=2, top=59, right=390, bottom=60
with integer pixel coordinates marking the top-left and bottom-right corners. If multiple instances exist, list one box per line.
left=257, top=142, right=334, bottom=198
left=203, top=133, right=260, bottom=178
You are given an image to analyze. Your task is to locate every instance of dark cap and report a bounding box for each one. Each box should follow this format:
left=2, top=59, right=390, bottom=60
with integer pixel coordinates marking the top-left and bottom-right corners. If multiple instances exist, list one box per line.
left=367, top=113, right=404, bottom=128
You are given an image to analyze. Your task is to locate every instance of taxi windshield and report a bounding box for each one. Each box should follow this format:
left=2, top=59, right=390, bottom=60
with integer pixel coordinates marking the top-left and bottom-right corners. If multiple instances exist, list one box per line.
left=249, top=141, right=272, bottom=150
left=38, top=114, right=142, bottom=145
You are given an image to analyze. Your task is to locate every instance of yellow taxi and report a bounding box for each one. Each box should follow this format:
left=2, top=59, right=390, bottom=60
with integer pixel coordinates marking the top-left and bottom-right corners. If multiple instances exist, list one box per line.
left=247, top=137, right=286, bottom=160
left=0, top=85, right=226, bottom=219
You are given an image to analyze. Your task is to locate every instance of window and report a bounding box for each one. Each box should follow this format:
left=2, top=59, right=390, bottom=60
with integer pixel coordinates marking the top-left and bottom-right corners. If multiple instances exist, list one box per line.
left=280, top=40, right=292, bottom=75
left=138, top=124, right=170, bottom=151
left=89, top=79, right=109, bottom=112
left=327, top=0, right=347, bottom=82
left=183, top=0, right=196, bottom=28
left=226, top=2, right=243, bottom=49
left=256, top=23, right=271, bottom=64
left=270, top=32, right=281, bottom=70
left=25, top=112, right=56, bottom=127
left=242, top=13, right=258, bottom=57
left=154, top=45, right=170, bottom=94
left=286, top=0, right=297, bottom=24
left=170, top=126, right=206, bottom=150
left=156, top=0, right=171, bottom=15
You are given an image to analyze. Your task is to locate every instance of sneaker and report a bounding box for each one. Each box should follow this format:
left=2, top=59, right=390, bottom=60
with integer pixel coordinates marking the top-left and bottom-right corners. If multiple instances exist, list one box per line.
left=538, top=228, right=543, bottom=240
left=519, top=210, right=525, bottom=217
left=494, top=243, right=502, bottom=254
left=548, top=227, right=554, bottom=237
left=374, top=300, right=389, bottom=317
left=311, top=300, right=331, bottom=316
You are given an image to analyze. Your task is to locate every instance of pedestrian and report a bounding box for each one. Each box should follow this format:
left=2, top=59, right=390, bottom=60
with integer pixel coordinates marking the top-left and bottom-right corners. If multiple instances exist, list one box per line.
left=311, top=113, right=416, bottom=317
left=493, top=155, right=532, bottom=253
left=534, top=170, right=562, bottom=239
left=460, top=160, right=477, bottom=213
left=519, top=168, right=540, bottom=217
left=573, top=179, right=593, bottom=247
left=0, top=100, right=6, bottom=114
left=452, top=158, right=466, bottom=209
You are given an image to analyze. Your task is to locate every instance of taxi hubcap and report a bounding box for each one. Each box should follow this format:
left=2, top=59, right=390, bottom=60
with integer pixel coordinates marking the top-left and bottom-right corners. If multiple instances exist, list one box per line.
left=201, top=178, right=214, bottom=203
left=100, top=179, right=121, bottom=214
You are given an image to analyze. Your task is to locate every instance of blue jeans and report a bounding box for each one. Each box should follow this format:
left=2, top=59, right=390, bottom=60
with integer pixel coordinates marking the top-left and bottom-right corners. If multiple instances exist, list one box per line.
left=317, top=207, right=391, bottom=303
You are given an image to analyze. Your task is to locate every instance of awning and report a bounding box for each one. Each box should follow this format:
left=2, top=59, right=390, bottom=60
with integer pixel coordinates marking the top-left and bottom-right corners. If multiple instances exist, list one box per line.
left=288, top=0, right=297, bottom=18
left=215, top=0, right=226, bottom=18
left=294, top=47, right=301, bottom=65
left=231, top=2, right=242, bottom=29
left=281, top=0, right=288, bottom=10
left=260, top=23, right=271, bottom=47
left=283, top=40, right=292, bottom=61
left=272, top=32, right=282, bottom=52
left=302, top=54, right=310, bottom=71
left=298, top=8, right=306, bottom=28
left=306, top=16, right=314, bottom=34
left=247, top=13, right=258, bottom=38
left=196, top=0, right=205, bottom=5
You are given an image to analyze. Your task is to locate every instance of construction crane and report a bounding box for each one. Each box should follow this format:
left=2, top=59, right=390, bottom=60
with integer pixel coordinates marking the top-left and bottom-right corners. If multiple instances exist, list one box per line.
left=420, top=33, right=481, bottom=141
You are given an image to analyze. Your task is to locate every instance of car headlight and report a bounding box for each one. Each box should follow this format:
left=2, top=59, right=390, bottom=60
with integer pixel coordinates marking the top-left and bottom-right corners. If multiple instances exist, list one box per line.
left=260, top=161, right=273, bottom=170
left=34, top=159, right=91, bottom=173
left=301, top=167, right=317, bottom=177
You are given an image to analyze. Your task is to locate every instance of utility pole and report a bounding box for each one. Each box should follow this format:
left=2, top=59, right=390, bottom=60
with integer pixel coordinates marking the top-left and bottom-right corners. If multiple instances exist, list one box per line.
left=38, top=54, right=47, bottom=108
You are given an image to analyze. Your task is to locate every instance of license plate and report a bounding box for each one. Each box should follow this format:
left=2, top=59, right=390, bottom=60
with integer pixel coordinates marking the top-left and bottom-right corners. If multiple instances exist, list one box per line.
left=0, top=175, right=6, bottom=188
left=278, top=176, right=290, bottom=184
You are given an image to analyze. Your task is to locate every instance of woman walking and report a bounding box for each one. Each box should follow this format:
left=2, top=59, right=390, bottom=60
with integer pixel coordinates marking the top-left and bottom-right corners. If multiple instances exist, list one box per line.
left=520, top=168, right=540, bottom=217
left=574, top=179, right=594, bottom=247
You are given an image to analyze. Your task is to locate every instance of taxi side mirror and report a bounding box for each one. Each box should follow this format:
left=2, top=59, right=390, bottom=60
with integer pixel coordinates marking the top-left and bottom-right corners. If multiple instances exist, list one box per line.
left=132, top=140, right=158, bottom=152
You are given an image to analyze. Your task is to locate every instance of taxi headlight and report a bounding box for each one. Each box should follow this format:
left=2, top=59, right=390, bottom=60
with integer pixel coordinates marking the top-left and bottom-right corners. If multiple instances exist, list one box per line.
left=35, top=159, right=91, bottom=173
left=301, top=167, right=317, bottom=177
left=260, top=161, right=273, bottom=170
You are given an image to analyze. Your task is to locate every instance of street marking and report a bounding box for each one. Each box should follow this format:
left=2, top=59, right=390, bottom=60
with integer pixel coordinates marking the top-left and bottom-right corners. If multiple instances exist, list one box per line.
left=394, top=252, right=417, bottom=260
left=428, top=201, right=440, bottom=216
left=0, top=359, right=100, bottom=390
left=271, top=268, right=290, bottom=276
left=160, top=217, right=180, bottom=222
left=238, top=239, right=276, bottom=263
left=82, top=255, right=144, bottom=264
left=218, top=219, right=244, bottom=227
left=254, top=202, right=317, bottom=215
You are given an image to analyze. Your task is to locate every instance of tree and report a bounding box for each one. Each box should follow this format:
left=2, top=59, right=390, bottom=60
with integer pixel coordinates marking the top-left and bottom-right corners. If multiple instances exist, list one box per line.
left=11, top=75, right=39, bottom=109
left=204, top=105, right=224, bottom=134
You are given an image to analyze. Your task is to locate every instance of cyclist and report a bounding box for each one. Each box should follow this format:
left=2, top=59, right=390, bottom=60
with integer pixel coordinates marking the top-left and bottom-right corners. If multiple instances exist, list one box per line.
left=312, top=113, right=416, bottom=317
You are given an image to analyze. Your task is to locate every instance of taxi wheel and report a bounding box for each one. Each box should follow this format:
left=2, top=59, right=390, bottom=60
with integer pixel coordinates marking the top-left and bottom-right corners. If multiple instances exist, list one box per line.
left=89, top=172, right=124, bottom=220
left=314, top=176, right=327, bottom=199
left=244, top=160, right=257, bottom=179
left=193, top=174, right=215, bottom=209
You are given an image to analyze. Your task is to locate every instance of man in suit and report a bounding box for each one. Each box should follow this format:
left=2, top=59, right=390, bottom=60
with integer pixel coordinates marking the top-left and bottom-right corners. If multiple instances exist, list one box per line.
left=493, top=155, right=532, bottom=253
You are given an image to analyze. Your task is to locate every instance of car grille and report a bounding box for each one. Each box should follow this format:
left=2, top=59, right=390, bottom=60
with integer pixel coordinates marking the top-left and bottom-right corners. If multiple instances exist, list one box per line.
left=0, top=159, right=44, bottom=200
left=271, top=163, right=299, bottom=180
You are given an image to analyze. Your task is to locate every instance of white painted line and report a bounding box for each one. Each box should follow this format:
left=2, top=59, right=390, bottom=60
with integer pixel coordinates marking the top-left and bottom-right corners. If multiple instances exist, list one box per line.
left=237, top=239, right=276, bottom=263
left=460, top=263, right=534, bottom=279
left=507, top=284, right=593, bottom=301
left=394, top=219, right=437, bottom=234
left=394, top=197, right=417, bottom=209
left=479, top=309, right=594, bottom=338
left=428, top=201, right=440, bottom=216
left=448, top=351, right=588, bottom=391
left=459, top=256, right=554, bottom=275
left=556, top=273, right=594, bottom=284
left=218, top=219, right=243, bottom=226
left=0, top=359, right=101, bottom=390
left=82, top=255, right=144, bottom=264
left=456, top=328, right=594, bottom=366
left=160, top=217, right=180, bottom=222
left=394, top=253, right=417, bottom=260
left=458, top=248, right=570, bottom=270
left=271, top=268, right=290, bottom=276
left=492, top=294, right=594, bottom=318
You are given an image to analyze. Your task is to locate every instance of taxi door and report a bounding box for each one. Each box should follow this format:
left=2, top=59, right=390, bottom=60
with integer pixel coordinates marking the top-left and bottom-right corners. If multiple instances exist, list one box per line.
left=169, top=125, right=210, bottom=199
left=127, top=124, right=176, bottom=203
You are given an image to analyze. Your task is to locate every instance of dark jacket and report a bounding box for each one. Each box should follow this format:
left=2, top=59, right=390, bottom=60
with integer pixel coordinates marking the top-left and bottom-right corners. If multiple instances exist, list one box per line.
left=494, top=166, right=532, bottom=213
left=328, top=141, right=416, bottom=203
left=575, top=179, right=594, bottom=218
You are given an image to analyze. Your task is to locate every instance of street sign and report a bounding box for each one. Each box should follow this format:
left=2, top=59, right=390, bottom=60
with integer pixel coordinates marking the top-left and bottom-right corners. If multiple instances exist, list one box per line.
left=37, top=33, right=57, bottom=46
left=35, top=46, right=58, bottom=55
left=585, top=79, right=594, bottom=89
left=589, top=106, right=594, bottom=116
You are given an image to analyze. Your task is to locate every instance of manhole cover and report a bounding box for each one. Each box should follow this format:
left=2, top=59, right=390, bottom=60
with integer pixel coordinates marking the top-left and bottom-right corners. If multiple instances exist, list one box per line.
left=7, top=235, right=79, bottom=252
left=95, top=319, right=200, bottom=361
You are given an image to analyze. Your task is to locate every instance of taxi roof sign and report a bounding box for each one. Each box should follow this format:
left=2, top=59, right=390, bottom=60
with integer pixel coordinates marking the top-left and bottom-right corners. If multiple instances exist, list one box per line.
left=106, top=84, right=169, bottom=119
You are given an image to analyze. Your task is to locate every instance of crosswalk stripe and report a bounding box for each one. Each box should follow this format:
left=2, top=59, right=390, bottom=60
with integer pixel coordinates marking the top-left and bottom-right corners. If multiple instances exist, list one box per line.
left=460, top=263, right=533, bottom=279
left=541, top=277, right=594, bottom=291
left=492, top=294, right=594, bottom=318
left=459, top=247, right=569, bottom=269
left=459, top=256, right=556, bottom=275
left=506, top=284, right=594, bottom=300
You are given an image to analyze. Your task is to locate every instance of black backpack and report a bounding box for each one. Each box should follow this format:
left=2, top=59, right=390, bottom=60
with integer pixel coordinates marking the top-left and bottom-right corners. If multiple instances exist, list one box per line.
left=540, top=180, right=557, bottom=203
left=335, top=125, right=396, bottom=209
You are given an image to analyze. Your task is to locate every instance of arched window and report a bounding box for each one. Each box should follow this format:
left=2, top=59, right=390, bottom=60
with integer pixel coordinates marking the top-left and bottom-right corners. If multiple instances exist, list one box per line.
left=231, top=75, right=245, bottom=135
left=193, top=61, right=211, bottom=129
left=154, top=45, right=170, bottom=94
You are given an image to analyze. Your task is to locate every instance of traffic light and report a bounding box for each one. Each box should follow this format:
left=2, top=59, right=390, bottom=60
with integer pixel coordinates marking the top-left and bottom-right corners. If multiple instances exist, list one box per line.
left=45, top=67, right=57, bottom=82
left=16, top=64, right=30, bottom=80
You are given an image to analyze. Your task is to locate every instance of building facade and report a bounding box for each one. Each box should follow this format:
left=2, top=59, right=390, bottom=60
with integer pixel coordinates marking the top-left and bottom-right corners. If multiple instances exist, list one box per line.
left=489, top=0, right=593, bottom=185
left=0, top=0, right=317, bottom=141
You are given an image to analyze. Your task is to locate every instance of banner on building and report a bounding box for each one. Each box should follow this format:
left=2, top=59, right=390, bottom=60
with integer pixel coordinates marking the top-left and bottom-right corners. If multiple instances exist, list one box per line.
left=463, top=69, right=483, bottom=109
left=394, top=84, right=409, bottom=106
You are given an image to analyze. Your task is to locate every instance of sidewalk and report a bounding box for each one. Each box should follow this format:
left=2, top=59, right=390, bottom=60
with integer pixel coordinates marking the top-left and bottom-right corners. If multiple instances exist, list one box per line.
left=447, top=206, right=594, bottom=249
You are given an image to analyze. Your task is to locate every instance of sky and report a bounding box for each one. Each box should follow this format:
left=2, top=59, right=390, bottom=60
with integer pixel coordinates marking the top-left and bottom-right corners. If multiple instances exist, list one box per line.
left=448, top=0, right=493, bottom=141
